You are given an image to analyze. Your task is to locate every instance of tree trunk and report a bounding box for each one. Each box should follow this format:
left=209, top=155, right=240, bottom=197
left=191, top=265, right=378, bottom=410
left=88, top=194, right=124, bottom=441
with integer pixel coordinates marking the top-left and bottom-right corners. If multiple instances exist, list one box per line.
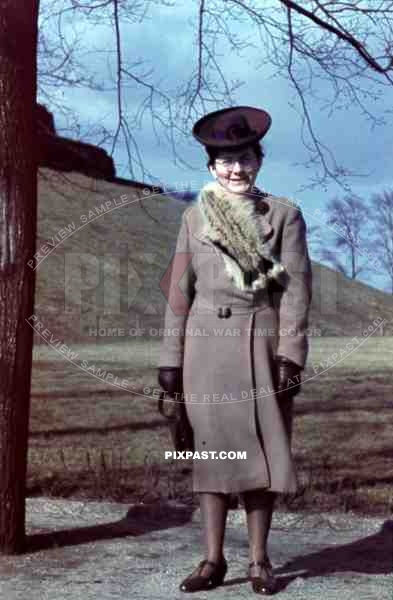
left=0, top=0, right=39, bottom=554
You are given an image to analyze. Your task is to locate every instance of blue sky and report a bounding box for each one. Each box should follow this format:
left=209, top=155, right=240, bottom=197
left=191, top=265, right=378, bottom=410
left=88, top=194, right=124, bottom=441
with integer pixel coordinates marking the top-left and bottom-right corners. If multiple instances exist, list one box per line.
left=39, top=0, right=393, bottom=292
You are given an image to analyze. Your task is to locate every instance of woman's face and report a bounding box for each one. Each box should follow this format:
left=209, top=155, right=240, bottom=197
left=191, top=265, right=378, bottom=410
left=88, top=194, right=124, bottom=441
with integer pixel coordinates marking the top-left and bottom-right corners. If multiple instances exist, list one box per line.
left=208, top=146, right=262, bottom=195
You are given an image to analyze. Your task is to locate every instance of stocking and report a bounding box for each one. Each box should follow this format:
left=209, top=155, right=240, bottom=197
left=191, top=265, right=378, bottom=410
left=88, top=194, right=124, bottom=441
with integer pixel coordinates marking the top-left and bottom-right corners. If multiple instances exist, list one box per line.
left=242, top=488, right=277, bottom=573
left=194, top=492, right=229, bottom=577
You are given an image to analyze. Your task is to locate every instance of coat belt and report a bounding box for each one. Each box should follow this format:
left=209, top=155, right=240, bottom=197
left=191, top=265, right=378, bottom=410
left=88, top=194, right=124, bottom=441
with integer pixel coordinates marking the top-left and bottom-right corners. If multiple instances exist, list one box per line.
left=194, top=295, right=273, bottom=318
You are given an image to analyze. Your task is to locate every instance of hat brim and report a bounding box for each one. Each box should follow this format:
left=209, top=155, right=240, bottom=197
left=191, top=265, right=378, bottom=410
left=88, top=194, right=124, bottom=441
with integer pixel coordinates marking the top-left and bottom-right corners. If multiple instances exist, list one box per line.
left=192, top=106, right=271, bottom=148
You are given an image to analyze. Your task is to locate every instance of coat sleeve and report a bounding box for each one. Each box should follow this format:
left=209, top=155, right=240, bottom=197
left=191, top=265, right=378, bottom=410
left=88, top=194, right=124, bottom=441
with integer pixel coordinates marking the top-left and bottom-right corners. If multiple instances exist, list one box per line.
left=158, top=208, right=196, bottom=368
left=275, top=206, right=313, bottom=370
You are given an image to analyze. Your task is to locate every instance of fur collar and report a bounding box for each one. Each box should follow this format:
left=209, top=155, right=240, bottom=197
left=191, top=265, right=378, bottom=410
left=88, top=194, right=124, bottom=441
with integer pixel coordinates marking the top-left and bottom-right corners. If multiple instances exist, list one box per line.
left=197, top=180, right=286, bottom=291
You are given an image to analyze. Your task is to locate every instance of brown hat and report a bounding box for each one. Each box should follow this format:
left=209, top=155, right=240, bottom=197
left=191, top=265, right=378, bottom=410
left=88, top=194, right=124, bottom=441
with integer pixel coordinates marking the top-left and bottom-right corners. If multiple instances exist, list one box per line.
left=192, top=106, right=271, bottom=149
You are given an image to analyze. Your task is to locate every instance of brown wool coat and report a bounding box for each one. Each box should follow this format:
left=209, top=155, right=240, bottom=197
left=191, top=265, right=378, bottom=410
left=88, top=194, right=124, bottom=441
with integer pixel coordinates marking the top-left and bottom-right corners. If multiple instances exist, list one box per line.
left=159, top=191, right=313, bottom=494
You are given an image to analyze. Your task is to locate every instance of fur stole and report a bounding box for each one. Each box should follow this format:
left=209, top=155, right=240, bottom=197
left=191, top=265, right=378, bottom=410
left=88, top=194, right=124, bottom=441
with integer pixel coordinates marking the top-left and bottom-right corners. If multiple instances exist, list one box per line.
left=197, top=180, right=286, bottom=291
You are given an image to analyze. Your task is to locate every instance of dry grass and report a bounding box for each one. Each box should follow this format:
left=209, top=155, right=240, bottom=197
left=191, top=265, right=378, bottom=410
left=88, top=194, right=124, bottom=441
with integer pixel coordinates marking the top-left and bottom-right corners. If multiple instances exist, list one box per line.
left=28, top=337, right=393, bottom=516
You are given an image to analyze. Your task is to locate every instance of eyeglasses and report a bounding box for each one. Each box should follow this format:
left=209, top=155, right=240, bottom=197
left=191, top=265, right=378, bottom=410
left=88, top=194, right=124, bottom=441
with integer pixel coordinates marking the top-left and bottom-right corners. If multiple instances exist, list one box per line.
left=215, top=156, right=258, bottom=169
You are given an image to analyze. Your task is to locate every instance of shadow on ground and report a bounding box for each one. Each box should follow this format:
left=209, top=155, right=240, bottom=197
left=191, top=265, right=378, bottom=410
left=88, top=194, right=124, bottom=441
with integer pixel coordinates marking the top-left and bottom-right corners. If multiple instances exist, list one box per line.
left=273, top=519, right=393, bottom=592
left=26, top=502, right=195, bottom=553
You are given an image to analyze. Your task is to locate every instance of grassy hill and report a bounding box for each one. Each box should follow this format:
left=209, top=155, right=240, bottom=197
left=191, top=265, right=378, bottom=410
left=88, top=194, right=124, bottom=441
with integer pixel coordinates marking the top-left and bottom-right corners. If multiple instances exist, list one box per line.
left=33, top=168, right=393, bottom=347
left=34, top=169, right=183, bottom=344
left=309, top=262, right=393, bottom=336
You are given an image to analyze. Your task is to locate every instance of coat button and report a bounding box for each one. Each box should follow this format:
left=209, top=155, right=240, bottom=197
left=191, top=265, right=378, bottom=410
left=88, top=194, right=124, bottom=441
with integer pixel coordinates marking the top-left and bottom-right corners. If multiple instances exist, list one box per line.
left=217, top=306, right=232, bottom=318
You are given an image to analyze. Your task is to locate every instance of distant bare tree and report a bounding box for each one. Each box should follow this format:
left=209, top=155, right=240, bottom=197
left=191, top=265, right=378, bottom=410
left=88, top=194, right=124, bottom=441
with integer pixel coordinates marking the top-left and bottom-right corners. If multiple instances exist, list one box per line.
left=314, top=195, right=371, bottom=279
left=369, top=190, right=393, bottom=294
left=304, top=224, right=321, bottom=253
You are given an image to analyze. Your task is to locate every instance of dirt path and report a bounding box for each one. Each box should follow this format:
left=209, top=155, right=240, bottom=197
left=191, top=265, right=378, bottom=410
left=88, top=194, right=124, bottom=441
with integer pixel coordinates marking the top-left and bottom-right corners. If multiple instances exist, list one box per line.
left=0, top=498, right=391, bottom=599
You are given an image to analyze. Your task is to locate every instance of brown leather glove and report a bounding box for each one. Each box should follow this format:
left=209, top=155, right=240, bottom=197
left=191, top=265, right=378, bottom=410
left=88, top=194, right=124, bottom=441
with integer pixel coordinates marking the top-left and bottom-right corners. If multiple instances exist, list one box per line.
left=158, top=367, right=183, bottom=399
left=158, top=367, right=194, bottom=452
left=276, top=355, right=302, bottom=400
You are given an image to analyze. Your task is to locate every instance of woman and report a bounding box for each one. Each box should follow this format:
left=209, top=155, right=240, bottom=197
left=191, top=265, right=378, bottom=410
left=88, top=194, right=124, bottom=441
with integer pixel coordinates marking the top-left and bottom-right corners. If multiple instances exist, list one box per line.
left=158, top=106, right=312, bottom=595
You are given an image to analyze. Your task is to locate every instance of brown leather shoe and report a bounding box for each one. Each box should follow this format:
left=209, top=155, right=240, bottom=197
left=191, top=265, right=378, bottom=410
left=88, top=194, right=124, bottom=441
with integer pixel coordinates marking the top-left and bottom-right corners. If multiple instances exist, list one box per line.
left=179, top=557, right=227, bottom=593
left=248, top=557, right=278, bottom=595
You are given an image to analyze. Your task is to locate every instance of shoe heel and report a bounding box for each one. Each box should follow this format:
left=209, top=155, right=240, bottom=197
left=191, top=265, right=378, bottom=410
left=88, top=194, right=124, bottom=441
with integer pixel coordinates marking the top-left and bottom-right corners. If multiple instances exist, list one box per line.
left=248, top=558, right=277, bottom=595
left=211, top=558, right=227, bottom=585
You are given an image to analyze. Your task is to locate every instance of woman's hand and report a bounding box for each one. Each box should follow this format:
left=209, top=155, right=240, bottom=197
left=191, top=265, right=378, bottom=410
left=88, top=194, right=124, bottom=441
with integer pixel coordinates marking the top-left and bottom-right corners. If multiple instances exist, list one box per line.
left=158, top=366, right=183, bottom=398
left=275, top=355, right=302, bottom=401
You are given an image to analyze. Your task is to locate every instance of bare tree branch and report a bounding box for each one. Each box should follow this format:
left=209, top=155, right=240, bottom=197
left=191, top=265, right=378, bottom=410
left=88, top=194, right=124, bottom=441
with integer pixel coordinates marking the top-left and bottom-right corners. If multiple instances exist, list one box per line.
left=279, top=0, right=393, bottom=77
left=37, top=0, right=393, bottom=187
